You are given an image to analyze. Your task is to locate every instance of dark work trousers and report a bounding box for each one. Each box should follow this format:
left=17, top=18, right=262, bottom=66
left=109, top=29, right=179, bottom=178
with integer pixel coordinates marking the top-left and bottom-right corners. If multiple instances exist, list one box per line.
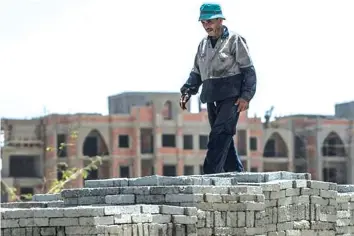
left=203, top=97, right=244, bottom=174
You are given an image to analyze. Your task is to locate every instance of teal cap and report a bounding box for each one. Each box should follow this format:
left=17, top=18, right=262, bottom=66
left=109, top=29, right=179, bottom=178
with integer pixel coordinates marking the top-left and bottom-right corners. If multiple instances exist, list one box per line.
left=199, top=3, right=225, bottom=21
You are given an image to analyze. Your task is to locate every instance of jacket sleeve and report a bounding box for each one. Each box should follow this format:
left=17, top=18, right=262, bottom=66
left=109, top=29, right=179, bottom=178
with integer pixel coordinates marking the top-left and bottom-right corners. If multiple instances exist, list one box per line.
left=180, top=50, right=203, bottom=96
left=235, top=36, right=257, bottom=102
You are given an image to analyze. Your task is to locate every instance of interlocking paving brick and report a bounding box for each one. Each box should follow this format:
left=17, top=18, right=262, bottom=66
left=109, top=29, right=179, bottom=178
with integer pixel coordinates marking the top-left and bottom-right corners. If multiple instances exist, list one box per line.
left=1, top=171, right=354, bottom=235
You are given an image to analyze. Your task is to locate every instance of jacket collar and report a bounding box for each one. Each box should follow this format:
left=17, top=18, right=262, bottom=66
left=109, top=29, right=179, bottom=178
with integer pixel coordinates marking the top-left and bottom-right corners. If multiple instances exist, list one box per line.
left=207, top=25, right=229, bottom=40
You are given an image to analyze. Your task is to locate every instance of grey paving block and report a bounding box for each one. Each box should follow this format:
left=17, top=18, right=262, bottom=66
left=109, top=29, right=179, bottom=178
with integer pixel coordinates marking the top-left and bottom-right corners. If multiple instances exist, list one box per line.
left=19, top=217, right=49, bottom=227
left=307, top=181, right=330, bottom=190
left=141, top=205, right=160, bottom=214
left=114, top=214, right=132, bottom=224
left=47, top=201, right=64, bottom=208
left=49, top=217, right=79, bottom=226
left=131, top=214, right=153, bottom=223
left=165, top=194, right=203, bottom=203
left=136, top=194, right=165, bottom=204
left=105, top=194, right=135, bottom=204
left=84, top=178, right=129, bottom=188
left=1, top=201, right=49, bottom=209
left=63, top=206, right=105, bottom=217
left=337, top=185, right=354, bottom=193
left=172, top=215, right=197, bottom=224
left=79, top=216, right=114, bottom=225
left=3, top=209, right=34, bottom=219
left=32, top=194, right=61, bottom=202
left=160, top=205, right=185, bottom=215
left=61, top=187, right=121, bottom=198
left=104, top=205, right=141, bottom=215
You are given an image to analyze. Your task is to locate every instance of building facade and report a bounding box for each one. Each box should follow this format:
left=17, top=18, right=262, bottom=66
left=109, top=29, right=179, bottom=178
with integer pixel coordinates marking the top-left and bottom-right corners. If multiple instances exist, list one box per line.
left=1, top=92, right=354, bottom=201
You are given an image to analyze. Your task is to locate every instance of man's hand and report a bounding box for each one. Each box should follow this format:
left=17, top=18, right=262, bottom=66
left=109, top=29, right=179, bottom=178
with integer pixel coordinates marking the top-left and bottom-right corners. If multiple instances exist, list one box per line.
left=235, top=98, right=249, bottom=112
left=179, top=94, right=190, bottom=110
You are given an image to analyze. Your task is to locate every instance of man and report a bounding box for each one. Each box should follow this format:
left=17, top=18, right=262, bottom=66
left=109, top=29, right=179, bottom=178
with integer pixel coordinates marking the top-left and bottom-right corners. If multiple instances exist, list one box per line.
left=179, top=3, right=257, bottom=174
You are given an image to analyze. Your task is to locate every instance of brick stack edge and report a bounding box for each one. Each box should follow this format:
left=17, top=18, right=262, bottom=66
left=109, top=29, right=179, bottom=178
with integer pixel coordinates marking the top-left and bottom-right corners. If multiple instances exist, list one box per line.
left=1, top=171, right=354, bottom=236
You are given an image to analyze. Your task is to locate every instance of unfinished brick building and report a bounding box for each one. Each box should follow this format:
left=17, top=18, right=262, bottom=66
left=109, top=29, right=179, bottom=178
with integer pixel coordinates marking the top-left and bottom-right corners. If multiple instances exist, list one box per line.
left=1, top=92, right=353, bottom=201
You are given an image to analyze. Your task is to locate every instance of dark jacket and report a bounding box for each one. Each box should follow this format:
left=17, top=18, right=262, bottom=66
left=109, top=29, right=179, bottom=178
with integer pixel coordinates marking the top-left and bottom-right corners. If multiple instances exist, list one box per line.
left=180, top=26, right=257, bottom=104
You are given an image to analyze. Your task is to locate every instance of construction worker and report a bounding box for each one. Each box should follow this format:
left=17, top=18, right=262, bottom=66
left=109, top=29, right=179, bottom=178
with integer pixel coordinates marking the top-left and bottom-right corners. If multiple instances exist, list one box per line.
left=179, top=3, right=257, bottom=174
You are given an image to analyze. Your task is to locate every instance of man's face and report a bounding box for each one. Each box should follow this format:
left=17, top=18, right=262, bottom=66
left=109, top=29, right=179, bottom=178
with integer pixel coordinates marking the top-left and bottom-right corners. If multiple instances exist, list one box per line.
left=201, top=18, right=223, bottom=37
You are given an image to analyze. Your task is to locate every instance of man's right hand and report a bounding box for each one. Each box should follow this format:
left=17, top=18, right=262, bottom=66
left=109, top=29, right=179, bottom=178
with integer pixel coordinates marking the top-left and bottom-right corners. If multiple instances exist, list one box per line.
left=179, top=93, right=191, bottom=110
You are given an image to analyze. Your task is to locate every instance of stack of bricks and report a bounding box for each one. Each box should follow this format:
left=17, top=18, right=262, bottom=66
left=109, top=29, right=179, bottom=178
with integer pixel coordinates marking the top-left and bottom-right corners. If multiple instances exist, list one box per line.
left=256, top=179, right=311, bottom=235
left=1, top=204, right=197, bottom=236
left=1, top=171, right=354, bottom=236
left=306, top=180, right=338, bottom=234
left=336, top=185, right=354, bottom=235
left=1, top=193, right=63, bottom=209
left=194, top=186, right=265, bottom=235
left=239, top=179, right=339, bottom=235
left=62, top=175, right=267, bottom=235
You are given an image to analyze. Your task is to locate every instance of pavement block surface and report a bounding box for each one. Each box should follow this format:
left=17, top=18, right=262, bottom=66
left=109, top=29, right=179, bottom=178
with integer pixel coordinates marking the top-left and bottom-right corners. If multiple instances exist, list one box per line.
left=1, top=171, right=354, bottom=235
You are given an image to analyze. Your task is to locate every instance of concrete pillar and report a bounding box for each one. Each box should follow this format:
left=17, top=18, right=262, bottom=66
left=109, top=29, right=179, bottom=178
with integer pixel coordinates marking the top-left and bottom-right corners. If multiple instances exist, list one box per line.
left=193, top=135, right=199, bottom=152
left=112, top=160, right=119, bottom=178
left=176, top=115, right=184, bottom=176
left=246, top=129, right=251, bottom=171
left=134, top=111, right=141, bottom=177
left=177, top=126, right=184, bottom=175
left=315, top=118, right=323, bottom=181
left=246, top=158, right=251, bottom=172
left=193, top=165, right=200, bottom=175
left=287, top=128, right=294, bottom=172
left=177, top=159, right=184, bottom=176
left=153, top=113, right=162, bottom=175
left=349, top=137, right=354, bottom=184
left=1, top=148, right=10, bottom=176
left=259, top=132, right=264, bottom=172
left=246, top=129, right=250, bottom=157
left=154, top=155, right=163, bottom=175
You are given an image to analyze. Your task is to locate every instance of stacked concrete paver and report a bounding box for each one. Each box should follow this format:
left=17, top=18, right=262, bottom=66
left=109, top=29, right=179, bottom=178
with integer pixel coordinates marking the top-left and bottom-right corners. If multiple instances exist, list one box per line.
left=1, top=204, right=197, bottom=235
left=336, top=185, right=354, bottom=235
left=1, top=171, right=354, bottom=236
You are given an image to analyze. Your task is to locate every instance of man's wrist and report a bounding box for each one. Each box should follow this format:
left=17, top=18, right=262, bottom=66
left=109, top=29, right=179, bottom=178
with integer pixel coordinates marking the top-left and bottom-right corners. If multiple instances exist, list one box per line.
left=240, top=95, right=251, bottom=103
left=181, top=88, right=191, bottom=96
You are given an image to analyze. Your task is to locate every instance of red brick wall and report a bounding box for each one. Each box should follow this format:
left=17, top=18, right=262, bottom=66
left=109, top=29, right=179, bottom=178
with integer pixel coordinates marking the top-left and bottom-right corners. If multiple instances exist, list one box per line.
left=42, top=108, right=265, bottom=186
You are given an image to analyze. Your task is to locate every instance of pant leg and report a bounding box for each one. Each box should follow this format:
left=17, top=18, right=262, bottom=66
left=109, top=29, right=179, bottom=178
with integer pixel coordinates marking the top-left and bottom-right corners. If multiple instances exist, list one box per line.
left=206, top=100, right=244, bottom=173
left=201, top=103, right=217, bottom=175
left=203, top=98, right=239, bottom=174
left=223, top=109, right=244, bottom=172
left=207, top=103, right=217, bottom=128
left=224, top=142, right=244, bottom=172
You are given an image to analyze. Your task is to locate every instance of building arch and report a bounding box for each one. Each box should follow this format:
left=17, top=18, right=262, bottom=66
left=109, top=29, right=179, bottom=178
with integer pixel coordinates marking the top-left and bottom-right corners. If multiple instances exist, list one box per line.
left=263, top=132, right=289, bottom=157
left=82, top=129, right=109, bottom=157
left=321, top=131, right=346, bottom=157
left=162, top=100, right=173, bottom=120
left=321, top=131, right=348, bottom=184
left=81, top=129, right=109, bottom=180
left=294, top=136, right=306, bottom=159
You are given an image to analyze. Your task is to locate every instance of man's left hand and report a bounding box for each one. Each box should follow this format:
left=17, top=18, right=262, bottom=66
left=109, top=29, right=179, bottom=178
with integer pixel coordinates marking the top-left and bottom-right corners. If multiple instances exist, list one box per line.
left=179, top=94, right=191, bottom=110
left=235, top=98, right=249, bottom=112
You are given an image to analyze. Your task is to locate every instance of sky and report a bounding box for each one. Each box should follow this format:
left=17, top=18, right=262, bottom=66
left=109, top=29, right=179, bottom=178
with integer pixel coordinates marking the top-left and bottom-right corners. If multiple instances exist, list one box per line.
left=0, top=0, right=353, bottom=119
